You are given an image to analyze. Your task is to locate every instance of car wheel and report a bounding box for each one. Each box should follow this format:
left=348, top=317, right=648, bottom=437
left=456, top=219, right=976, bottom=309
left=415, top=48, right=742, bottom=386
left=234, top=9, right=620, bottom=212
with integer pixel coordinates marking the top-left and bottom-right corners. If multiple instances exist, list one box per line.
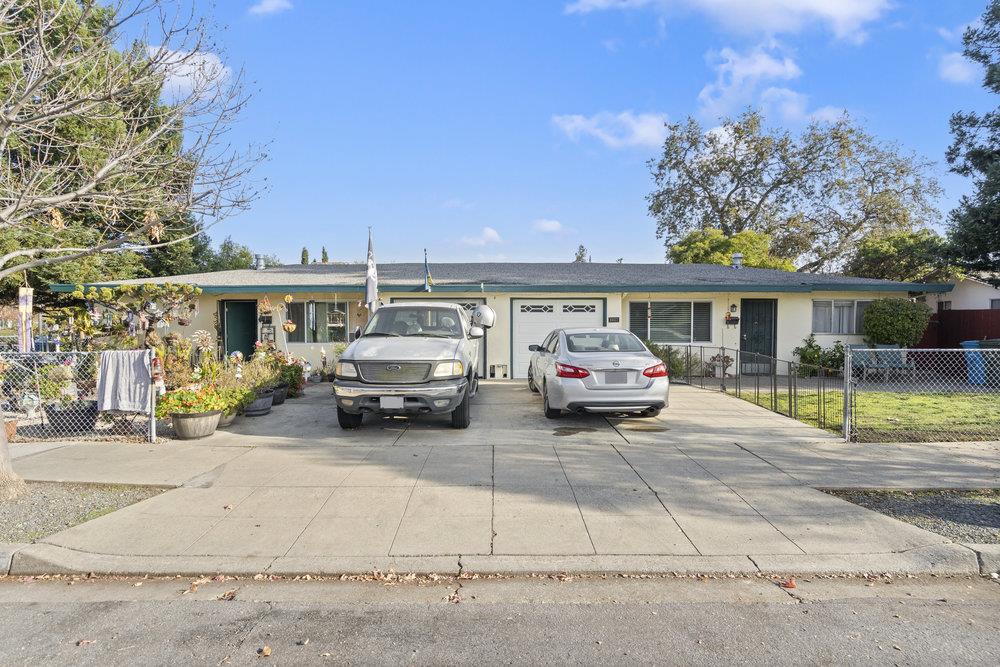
left=337, top=406, right=364, bottom=429
left=543, top=384, right=560, bottom=419
left=527, top=369, right=539, bottom=393
left=451, top=386, right=471, bottom=429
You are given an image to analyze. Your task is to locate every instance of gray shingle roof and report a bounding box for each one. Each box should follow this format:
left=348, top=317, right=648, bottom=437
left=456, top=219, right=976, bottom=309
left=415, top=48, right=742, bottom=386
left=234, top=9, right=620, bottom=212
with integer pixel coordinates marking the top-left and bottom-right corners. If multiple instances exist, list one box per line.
left=52, top=262, right=951, bottom=293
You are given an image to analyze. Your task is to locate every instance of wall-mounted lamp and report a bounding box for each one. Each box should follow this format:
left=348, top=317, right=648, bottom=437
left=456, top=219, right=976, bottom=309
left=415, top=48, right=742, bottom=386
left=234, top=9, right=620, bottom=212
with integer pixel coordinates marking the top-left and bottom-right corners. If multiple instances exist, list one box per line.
left=729, top=304, right=738, bottom=313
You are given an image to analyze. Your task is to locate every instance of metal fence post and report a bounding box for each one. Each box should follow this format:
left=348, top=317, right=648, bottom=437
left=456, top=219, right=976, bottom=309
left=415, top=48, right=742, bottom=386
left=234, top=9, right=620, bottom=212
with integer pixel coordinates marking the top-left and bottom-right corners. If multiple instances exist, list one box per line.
left=148, top=349, right=157, bottom=444
left=842, top=346, right=852, bottom=442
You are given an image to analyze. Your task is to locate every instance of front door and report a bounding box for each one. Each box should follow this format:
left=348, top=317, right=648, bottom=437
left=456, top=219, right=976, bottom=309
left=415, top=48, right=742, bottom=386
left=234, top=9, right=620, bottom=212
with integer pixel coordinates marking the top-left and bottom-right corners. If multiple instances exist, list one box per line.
left=739, top=299, right=777, bottom=375
left=222, top=300, right=257, bottom=359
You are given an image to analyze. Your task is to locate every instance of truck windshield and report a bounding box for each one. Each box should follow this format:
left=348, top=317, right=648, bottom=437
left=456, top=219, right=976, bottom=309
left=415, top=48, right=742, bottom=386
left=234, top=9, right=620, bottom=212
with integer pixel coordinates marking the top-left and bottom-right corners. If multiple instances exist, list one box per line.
left=363, top=307, right=464, bottom=338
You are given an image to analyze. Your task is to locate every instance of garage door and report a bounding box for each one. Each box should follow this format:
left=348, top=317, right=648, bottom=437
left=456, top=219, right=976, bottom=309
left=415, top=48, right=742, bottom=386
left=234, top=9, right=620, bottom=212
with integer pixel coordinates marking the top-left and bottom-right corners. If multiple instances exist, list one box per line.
left=511, top=299, right=604, bottom=378
left=390, top=297, right=487, bottom=375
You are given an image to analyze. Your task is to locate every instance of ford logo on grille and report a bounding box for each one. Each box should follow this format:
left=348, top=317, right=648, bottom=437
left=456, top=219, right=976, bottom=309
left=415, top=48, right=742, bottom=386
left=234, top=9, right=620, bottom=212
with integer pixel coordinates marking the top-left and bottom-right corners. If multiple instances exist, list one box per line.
left=386, top=364, right=402, bottom=372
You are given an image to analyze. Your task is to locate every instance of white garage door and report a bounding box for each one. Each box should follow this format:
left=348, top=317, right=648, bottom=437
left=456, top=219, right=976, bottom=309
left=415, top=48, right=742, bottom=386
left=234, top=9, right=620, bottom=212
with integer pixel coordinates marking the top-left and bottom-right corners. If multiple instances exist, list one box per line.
left=511, top=299, right=604, bottom=378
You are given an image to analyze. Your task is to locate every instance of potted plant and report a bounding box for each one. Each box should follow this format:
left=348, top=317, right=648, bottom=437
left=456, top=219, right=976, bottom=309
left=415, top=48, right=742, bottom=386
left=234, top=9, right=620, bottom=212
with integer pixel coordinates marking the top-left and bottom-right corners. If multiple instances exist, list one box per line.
left=240, top=355, right=281, bottom=416
left=156, top=387, right=227, bottom=439
left=215, top=385, right=254, bottom=427
left=39, top=361, right=99, bottom=435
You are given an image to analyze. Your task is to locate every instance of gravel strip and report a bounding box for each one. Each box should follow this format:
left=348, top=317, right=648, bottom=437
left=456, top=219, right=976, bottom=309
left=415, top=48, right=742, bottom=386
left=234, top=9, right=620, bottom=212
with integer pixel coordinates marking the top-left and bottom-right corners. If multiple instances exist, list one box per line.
left=0, top=482, right=163, bottom=543
left=829, top=489, right=1000, bottom=544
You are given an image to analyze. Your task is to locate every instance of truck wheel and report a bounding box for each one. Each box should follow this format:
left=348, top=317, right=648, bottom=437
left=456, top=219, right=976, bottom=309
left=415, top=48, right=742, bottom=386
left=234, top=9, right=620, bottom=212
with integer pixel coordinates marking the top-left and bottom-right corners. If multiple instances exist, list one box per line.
left=337, top=407, right=364, bottom=429
left=543, top=384, right=560, bottom=419
left=451, top=387, right=471, bottom=429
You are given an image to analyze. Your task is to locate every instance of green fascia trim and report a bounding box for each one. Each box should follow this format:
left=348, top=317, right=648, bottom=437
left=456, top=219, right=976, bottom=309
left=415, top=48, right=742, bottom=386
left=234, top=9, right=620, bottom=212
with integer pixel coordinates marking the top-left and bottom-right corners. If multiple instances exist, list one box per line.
left=50, top=281, right=953, bottom=295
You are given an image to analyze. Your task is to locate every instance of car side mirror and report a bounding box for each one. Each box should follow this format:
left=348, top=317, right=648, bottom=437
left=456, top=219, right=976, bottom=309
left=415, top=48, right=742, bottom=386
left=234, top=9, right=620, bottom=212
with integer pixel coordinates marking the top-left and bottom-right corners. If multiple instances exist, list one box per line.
left=528, top=344, right=541, bottom=352
left=469, top=326, right=484, bottom=339
left=353, top=326, right=362, bottom=340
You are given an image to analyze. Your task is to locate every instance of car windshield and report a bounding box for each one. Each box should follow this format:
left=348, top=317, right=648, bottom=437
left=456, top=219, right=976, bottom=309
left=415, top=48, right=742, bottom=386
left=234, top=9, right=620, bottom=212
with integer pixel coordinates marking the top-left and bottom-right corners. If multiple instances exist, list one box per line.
left=363, top=307, right=464, bottom=338
left=565, top=332, right=646, bottom=353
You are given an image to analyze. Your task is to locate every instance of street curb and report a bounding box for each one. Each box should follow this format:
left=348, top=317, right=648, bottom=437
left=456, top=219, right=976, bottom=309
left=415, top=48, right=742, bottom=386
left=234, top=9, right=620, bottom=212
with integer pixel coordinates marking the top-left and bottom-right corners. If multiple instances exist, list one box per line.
left=750, top=544, right=980, bottom=576
left=6, top=543, right=986, bottom=578
left=963, top=543, right=1000, bottom=576
left=1, top=543, right=28, bottom=575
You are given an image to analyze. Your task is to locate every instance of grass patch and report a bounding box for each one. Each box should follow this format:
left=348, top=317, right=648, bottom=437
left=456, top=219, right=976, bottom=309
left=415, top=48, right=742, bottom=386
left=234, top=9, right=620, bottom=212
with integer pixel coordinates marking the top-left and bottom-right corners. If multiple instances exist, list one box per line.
left=724, top=388, right=1000, bottom=442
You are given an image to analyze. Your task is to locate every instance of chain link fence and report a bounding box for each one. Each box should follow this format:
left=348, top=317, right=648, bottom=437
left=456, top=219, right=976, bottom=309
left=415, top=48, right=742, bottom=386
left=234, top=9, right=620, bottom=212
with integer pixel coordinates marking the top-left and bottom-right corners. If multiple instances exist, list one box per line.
left=0, top=351, right=155, bottom=442
left=845, top=347, right=1000, bottom=443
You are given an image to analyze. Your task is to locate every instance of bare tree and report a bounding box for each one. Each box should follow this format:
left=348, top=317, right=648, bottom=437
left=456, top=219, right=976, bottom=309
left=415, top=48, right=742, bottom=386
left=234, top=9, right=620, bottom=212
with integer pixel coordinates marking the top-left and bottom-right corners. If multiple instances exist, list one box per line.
left=0, top=0, right=263, bottom=499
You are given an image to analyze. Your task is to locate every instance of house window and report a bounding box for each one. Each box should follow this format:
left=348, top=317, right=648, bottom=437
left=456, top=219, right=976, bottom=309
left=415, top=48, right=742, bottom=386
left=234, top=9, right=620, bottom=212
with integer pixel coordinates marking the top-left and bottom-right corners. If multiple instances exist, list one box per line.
left=991, top=299, right=1000, bottom=310
left=286, top=301, right=349, bottom=343
left=938, top=301, right=952, bottom=312
left=628, top=301, right=712, bottom=344
left=812, top=300, right=871, bottom=335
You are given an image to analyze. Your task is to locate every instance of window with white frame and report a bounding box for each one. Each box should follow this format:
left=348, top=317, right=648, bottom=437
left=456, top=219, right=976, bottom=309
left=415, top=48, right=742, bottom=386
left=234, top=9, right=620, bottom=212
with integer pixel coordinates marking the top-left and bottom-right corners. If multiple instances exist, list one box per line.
left=812, top=300, right=872, bottom=335
left=991, top=299, right=1000, bottom=310
left=628, top=301, right=712, bottom=343
left=286, top=301, right=349, bottom=343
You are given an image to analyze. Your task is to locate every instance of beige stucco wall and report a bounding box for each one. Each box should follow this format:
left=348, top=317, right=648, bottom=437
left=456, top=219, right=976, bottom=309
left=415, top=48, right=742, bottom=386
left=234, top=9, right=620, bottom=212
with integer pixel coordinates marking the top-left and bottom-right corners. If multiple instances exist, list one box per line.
left=165, top=288, right=897, bottom=373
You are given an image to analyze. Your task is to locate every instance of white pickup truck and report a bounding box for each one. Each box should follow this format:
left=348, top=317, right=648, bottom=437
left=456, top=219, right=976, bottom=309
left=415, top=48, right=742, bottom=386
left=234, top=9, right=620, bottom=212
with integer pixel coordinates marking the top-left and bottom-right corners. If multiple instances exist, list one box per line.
left=332, top=301, right=496, bottom=429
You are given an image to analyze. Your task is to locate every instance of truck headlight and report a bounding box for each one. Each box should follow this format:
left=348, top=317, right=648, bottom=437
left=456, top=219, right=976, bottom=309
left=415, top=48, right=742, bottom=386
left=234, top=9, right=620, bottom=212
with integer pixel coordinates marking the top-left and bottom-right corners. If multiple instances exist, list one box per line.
left=335, top=361, right=357, bottom=378
left=434, top=360, right=464, bottom=378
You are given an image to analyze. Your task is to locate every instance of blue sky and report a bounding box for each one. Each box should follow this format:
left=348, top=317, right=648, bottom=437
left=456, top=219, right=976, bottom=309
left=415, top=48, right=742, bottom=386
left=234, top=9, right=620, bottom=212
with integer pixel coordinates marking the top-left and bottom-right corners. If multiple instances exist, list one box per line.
left=190, top=0, right=993, bottom=264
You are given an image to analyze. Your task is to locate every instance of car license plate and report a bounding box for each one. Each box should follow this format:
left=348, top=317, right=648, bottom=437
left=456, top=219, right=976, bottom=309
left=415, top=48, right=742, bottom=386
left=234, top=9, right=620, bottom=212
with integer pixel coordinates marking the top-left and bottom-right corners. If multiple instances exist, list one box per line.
left=379, top=396, right=404, bottom=409
left=605, top=371, right=627, bottom=384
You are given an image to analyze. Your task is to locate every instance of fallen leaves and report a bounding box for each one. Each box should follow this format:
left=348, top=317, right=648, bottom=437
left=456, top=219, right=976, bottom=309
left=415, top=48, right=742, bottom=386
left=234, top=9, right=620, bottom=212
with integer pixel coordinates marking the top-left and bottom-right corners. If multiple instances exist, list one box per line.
left=76, top=639, right=94, bottom=646
left=779, top=577, right=797, bottom=590
left=218, top=589, right=238, bottom=601
left=257, top=646, right=272, bottom=657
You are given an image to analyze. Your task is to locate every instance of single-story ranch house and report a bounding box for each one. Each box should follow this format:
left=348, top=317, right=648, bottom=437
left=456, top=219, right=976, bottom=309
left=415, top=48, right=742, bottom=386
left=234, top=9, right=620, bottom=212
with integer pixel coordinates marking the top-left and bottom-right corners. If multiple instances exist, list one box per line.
left=53, top=262, right=951, bottom=379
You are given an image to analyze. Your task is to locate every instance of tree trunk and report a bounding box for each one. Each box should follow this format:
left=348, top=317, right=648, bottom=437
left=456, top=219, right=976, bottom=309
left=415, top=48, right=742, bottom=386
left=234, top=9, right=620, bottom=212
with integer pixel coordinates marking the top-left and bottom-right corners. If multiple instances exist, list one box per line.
left=0, top=425, right=27, bottom=501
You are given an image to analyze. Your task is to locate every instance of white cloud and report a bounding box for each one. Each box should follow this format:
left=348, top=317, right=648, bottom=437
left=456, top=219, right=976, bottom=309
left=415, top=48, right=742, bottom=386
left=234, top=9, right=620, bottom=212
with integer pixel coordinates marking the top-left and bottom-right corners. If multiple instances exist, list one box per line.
left=147, top=47, right=230, bottom=99
left=249, top=0, right=293, bottom=16
left=565, top=0, right=891, bottom=41
left=552, top=111, right=668, bottom=149
left=810, top=105, right=846, bottom=123
left=533, top=219, right=565, bottom=233
left=461, top=226, right=502, bottom=246
left=698, top=44, right=800, bottom=120
left=939, top=52, right=978, bottom=84
left=759, top=88, right=846, bottom=123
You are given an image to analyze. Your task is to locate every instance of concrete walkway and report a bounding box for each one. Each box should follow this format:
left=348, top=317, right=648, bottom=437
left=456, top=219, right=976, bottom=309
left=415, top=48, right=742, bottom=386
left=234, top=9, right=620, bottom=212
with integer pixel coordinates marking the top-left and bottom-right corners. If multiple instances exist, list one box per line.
left=7, top=381, right=999, bottom=577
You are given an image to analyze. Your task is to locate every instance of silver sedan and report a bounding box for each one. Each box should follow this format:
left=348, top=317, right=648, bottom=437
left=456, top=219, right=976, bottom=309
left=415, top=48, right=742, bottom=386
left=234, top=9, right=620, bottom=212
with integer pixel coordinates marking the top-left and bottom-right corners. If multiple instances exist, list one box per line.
left=527, top=328, right=669, bottom=418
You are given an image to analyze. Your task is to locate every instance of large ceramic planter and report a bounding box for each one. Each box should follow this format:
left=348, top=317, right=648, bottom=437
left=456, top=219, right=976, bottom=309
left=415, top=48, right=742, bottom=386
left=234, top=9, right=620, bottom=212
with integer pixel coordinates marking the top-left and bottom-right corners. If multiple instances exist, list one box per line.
left=217, top=411, right=238, bottom=428
left=171, top=410, right=222, bottom=439
left=44, top=401, right=99, bottom=435
left=245, top=389, right=274, bottom=417
left=271, top=383, right=289, bottom=406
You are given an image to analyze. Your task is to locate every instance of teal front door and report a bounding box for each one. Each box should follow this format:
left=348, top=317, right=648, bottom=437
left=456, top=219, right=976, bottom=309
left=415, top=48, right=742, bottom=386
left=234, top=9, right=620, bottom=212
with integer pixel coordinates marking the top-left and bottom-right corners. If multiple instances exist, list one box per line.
left=223, top=301, right=257, bottom=359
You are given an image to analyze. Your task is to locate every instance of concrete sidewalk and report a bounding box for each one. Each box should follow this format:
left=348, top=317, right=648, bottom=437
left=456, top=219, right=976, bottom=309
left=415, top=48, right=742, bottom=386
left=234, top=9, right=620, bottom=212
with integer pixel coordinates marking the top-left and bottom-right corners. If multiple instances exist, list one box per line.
left=7, top=382, right=999, bottom=577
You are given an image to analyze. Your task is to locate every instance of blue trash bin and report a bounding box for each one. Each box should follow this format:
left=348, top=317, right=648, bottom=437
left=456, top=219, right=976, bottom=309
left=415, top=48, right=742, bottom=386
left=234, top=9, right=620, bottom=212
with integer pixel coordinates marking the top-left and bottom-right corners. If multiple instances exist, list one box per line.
left=961, top=340, right=985, bottom=386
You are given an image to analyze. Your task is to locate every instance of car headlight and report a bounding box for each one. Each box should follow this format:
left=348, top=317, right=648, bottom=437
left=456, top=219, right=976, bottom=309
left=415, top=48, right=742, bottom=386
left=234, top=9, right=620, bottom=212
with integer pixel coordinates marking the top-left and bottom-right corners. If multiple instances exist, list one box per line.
left=434, top=360, right=464, bottom=378
left=335, top=361, right=357, bottom=378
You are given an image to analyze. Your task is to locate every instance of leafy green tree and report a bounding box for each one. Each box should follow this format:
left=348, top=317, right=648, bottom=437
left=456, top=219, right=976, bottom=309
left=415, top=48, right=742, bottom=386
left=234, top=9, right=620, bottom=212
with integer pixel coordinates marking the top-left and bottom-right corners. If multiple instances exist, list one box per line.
left=207, top=237, right=279, bottom=271
left=301, top=247, right=310, bottom=264
left=861, top=299, right=932, bottom=347
left=844, top=230, right=955, bottom=282
left=668, top=229, right=794, bottom=270
left=648, top=110, right=941, bottom=272
left=946, top=2, right=1000, bottom=286
left=573, top=245, right=589, bottom=263
left=321, top=246, right=329, bottom=263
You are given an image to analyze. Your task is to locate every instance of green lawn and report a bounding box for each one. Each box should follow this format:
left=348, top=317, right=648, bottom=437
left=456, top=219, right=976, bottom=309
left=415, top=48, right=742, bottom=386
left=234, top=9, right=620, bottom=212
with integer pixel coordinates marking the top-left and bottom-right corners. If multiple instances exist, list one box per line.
left=724, top=388, right=1000, bottom=442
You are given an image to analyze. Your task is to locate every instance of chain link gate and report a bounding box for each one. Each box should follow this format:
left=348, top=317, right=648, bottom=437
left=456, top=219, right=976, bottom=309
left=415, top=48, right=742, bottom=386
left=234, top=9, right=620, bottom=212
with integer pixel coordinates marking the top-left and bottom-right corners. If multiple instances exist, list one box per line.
left=0, top=351, right=156, bottom=442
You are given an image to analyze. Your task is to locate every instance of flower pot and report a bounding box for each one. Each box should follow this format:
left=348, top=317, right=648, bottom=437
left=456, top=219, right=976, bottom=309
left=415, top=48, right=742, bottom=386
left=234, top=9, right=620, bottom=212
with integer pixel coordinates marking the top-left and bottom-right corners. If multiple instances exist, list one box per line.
left=271, top=383, right=289, bottom=405
left=245, top=389, right=274, bottom=417
left=44, top=401, right=99, bottom=435
left=217, top=411, right=238, bottom=428
left=171, top=410, right=222, bottom=439
left=4, top=419, right=16, bottom=442
left=282, top=321, right=296, bottom=333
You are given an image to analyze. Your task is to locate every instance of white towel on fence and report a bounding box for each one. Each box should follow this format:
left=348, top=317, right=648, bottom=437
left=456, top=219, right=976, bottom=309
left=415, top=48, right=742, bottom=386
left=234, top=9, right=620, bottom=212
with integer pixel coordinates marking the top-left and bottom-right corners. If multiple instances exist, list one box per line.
left=97, top=351, right=152, bottom=413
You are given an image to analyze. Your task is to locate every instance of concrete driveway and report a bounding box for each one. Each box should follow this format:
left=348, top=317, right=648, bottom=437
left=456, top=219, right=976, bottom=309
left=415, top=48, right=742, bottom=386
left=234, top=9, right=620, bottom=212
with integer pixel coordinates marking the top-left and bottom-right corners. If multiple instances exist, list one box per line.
left=8, top=381, right=1000, bottom=576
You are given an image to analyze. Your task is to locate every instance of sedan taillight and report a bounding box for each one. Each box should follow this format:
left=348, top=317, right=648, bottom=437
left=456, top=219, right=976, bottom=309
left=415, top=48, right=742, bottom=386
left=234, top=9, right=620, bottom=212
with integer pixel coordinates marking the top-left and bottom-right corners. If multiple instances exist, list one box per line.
left=555, top=362, right=590, bottom=379
left=643, top=362, right=668, bottom=378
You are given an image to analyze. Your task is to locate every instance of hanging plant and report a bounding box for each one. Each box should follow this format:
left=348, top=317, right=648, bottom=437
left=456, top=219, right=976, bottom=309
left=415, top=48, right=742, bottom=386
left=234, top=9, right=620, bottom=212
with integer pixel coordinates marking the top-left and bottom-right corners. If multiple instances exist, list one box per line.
left=282, top=320, right=297, bottom=333
left=258, top=295, right=273, bottom=315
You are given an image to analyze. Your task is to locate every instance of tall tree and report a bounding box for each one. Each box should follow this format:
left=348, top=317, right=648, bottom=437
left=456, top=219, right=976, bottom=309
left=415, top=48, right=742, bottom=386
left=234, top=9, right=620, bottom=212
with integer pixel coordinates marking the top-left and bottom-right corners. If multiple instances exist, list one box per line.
left=947, top=2, right=1000, bottom=286
left=844, top=230, right=956, bottom=283
left=208, top=237, right=279, bottom=271
left=573, top=245, right=588, bottom=263
left=669, top=229, right=794, bottom=271
left=301, top=247, right=309, bottom=264
left=648, top=110, right=941, bottom=272
left=321, top=246, right=329, bottom=263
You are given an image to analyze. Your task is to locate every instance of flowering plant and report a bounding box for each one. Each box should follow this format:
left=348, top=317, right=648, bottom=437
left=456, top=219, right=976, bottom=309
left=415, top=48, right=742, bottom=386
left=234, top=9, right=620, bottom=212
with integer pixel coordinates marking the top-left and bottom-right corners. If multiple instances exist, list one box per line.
left=155, top=387, right=227, bottom=418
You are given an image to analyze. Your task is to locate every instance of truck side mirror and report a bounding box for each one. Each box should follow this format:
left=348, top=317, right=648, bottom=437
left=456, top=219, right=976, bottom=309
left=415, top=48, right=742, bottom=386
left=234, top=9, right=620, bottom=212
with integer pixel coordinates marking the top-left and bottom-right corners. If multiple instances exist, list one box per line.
left=472, top=304, right=496, bottom=329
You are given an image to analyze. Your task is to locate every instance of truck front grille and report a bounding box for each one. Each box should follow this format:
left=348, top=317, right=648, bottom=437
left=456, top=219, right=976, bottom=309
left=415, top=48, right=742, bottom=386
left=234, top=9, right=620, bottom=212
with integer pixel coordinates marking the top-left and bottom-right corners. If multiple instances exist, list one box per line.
left=357, top=362, right=432, bottom=384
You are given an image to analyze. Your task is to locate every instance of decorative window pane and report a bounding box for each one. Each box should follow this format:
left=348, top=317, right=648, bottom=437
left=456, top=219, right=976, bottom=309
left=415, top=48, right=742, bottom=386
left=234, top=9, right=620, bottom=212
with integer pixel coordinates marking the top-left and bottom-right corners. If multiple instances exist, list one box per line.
left=628, top=302, right=648, bottom=339
left=521, top=304, right=553, bottom=313
left=563, top=304, right=596, bottom=313
left=692, top=302, right=712, bottom=342
left=650, top=302, right=691, bottom=343
left=812, top=301, right=832, bottom=334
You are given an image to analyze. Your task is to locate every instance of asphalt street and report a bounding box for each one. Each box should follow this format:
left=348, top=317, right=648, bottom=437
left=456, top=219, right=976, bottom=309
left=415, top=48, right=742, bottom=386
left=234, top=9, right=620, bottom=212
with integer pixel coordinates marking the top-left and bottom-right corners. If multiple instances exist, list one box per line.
left=2, top=575, right=998, bottom=665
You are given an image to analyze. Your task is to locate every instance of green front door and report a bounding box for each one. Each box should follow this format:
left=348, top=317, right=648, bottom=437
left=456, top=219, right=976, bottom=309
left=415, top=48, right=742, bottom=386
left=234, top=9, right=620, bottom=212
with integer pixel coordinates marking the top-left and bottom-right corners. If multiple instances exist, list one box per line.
left=223, top=301, right=257, bottom=359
